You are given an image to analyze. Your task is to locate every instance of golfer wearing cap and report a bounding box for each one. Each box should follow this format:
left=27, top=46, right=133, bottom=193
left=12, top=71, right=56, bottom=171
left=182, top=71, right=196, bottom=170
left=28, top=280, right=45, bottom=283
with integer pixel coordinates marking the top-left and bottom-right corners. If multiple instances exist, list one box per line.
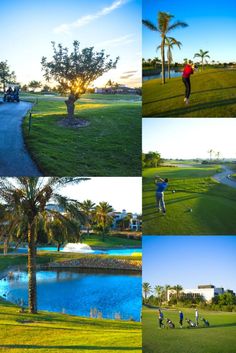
left=195, top=309, right=199, bottom=326
left=155, top=175, right=168, bottom=215
left=179, top=310, right=184, bottom=328
left=182, top=60, right=195, bottom=105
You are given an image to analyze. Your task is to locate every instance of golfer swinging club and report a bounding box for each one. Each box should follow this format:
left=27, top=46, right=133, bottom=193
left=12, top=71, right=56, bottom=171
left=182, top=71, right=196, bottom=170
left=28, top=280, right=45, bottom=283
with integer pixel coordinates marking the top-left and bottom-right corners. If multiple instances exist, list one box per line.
left=155, top=175, right=168, bottom=215
left=182, top=60, right=195, bottom=105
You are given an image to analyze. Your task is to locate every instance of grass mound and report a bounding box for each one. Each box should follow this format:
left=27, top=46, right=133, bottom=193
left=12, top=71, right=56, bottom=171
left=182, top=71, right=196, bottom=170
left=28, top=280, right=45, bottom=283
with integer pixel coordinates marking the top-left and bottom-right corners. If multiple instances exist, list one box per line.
left=0, top=300, right=141, bottom=353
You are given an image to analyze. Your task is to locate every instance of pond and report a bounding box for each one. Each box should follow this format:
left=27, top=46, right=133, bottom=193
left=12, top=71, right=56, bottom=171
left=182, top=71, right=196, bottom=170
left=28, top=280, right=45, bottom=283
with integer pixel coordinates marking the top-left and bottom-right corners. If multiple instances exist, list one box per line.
left=15, top=246, right=142, bottom=256
left=0, top=269, right=141, bottom=321
left=143, top=70, right=182, bottom=81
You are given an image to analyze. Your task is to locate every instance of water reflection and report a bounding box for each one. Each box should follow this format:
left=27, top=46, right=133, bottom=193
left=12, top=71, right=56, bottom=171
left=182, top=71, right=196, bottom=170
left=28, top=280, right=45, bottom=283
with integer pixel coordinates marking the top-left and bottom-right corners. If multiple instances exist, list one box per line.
left=0, top=269, right=141, bottom=321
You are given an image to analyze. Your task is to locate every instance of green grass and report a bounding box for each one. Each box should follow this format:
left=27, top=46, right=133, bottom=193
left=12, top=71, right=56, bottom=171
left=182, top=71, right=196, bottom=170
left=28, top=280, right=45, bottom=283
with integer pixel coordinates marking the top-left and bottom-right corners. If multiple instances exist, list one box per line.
left=22, top=94, right=141, bottom=176
left=230, top=174, right=236, bottom=180
left=143, top=69, right=236, bottom=117
left=0, top=300, right=141, bottom=353
left=143, top=165, right=236, bottom=235
left=83, top=234, right=141, bottom=248
left=143, top=306, right=236, bottom=353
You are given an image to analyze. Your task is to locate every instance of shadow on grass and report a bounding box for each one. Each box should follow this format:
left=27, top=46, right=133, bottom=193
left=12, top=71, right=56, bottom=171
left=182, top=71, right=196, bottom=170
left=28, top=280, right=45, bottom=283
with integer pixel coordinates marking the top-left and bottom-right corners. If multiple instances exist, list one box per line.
left=145, top=97, right=236, bottom=117
left=0, top=344, right=141, bottom=350
left=143, top=86, right=236, bottom=105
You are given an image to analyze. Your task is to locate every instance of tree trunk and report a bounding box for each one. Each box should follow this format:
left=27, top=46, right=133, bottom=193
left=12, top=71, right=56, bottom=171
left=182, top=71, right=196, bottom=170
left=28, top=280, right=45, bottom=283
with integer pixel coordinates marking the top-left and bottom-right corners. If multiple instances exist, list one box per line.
left=57, top=243, right=61, bottom=252
left=28, top=222, right=37, bottom=314
left=161, top=37, right=165, bottom=84
left=202, top=58, right=204, bottom=71
left=3, top=236, right=8, bottom=255
left=65, top=94, right=77, bottom=119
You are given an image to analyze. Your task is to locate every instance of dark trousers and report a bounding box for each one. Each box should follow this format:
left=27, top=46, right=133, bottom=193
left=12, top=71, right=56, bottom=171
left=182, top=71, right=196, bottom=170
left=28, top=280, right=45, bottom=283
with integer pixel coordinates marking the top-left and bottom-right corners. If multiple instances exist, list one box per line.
left=182, top=77, right=191, bottom=98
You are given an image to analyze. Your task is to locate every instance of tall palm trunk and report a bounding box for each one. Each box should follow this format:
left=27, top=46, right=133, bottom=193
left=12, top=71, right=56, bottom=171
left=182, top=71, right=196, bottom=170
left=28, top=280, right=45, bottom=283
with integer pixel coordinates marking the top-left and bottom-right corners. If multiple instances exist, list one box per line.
left=28, top=222, right=37, bottom=314
left=167, top=48, right=171, bottom=79
left=161, top=37, right=165, bottom=84
left=3, top=235, right=8, bottom=255
left=202, top=58, right=204, bottom=71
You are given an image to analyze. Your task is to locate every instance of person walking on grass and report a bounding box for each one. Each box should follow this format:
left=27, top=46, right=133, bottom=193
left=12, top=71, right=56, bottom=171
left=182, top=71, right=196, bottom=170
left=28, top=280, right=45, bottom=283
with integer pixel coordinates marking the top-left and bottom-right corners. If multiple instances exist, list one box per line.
left=179, top=310, right=184, bottom=328
left=158, top=309, right=164, bottom=328
left=195, top=309, right=199, bottom=326
left=182, top=60, right=195, bottom=105
left=155, top=175, right=168, bottom=215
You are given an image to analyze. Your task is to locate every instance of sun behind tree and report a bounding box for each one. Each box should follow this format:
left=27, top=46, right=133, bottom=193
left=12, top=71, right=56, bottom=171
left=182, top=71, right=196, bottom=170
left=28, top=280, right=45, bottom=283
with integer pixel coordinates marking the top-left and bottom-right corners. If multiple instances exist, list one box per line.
left=41, top=41, right=119, bottom=120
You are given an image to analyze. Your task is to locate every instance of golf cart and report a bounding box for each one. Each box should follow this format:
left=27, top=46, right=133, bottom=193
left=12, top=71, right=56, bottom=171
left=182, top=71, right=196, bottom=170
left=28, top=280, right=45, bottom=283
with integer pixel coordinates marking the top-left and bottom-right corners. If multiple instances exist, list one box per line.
left=3, top=85, right=20, bottom=102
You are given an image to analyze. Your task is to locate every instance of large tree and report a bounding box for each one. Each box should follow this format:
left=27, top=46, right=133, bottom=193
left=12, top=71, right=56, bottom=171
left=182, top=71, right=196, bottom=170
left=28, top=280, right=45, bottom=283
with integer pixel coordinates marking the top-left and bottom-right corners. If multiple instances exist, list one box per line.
left=41, top=41, right=119, bottom=119
left=143, top=12, right=188, bottom=84
left=0, top=177, right=88, bottom=314
left=0, top=61, right=16, bottom=92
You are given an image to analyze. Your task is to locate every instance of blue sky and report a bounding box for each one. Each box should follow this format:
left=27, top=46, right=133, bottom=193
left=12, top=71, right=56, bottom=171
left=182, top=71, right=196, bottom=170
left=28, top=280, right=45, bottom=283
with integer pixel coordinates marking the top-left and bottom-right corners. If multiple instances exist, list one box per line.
left=143, top=118, right=236, bottom=159
left=143, top=0, right=236, bottom=63
left=143, top=236, right=236, bottom=292
left=0, top=0, right=141, bottom=86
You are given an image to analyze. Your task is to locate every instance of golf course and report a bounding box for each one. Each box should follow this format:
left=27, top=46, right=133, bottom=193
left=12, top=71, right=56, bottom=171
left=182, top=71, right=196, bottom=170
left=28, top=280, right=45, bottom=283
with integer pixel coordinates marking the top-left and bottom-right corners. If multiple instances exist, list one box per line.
left=142, top=69, right=236, bottom=117
left=143, top=306, right=236, bottom=353
left=21, top=93, right=141, bottom=176
left=143, top=163, right=236, bottom=235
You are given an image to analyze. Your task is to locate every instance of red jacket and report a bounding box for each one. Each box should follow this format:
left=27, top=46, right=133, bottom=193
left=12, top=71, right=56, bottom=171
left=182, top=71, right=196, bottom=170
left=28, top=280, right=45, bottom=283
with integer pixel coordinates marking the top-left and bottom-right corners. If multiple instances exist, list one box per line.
left=182, top=64, right=193, bottom=78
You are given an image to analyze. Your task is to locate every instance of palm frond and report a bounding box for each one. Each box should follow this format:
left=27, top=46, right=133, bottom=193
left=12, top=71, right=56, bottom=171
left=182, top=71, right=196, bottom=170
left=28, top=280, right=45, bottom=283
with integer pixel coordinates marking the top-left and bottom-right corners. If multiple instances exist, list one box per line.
left=142, top=19, right=158, bottom=32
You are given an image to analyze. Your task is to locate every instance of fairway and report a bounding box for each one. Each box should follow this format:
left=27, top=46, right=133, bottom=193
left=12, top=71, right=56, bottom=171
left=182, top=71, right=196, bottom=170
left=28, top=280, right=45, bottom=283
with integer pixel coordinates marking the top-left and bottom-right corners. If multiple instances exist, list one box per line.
left=142, top=69, right=236, bottom=117
left=143, top=164, right=236, bottom=235
left=143, top=307, right=236, bottom=353
left=0, top=300, right=141, bottom=353
left=22, top=94, right=141, bottom=176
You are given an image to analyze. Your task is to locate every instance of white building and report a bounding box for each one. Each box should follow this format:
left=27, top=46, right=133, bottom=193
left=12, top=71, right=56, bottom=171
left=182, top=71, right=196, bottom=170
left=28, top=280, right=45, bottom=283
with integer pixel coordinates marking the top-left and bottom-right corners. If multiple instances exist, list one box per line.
left=167, top=285, right=225, bottom=302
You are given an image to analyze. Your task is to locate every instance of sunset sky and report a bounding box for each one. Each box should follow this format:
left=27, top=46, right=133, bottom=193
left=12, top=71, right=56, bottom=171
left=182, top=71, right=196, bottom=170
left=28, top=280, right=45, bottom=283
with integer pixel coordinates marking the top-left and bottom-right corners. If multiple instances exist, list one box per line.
left=0, top=0, right=141, bottom=87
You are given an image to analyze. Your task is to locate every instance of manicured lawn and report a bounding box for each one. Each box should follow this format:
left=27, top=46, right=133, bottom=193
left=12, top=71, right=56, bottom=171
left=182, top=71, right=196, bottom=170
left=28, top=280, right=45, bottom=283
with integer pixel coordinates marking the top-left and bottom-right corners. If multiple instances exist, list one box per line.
left=143, top=165, right=236, bottom=235
left=143, top=306, right=236, bottom=353
left=0, top=300, right=141, bottom=353
left=22, top=94, right=141, bottom=176
left=142, top=69, right=236, bottom=117
left=83, top=234, right=141, bottom=248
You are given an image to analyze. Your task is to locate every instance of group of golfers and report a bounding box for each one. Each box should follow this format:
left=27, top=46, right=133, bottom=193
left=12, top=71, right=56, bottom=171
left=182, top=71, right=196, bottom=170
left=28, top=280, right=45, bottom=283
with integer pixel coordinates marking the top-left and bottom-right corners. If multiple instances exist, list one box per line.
left=158, top=308, right=209, bottom=329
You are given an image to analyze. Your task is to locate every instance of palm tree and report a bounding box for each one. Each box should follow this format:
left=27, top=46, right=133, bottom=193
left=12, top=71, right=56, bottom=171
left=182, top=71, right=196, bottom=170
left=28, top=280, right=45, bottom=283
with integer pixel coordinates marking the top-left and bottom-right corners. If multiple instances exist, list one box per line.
left=215, top=151, right=220, bottom=160
left=157, top=37, right=182, bottom=79
left=95, top=202, right=113, bottom=241
left=79, top=200, right=96, bottom=238
left=171, top=284, right=183, bottom=301
left=143, top=12, right=188, bottom=84
left=154, top=285, right=164, bottom=305
left=142, top=282, right=152, bottom=303
left=208, top=149, right=214, bottom=160
left=0, top=177, right=88, bottom=314
left=164, top=284, right=171, bottom=301
left=194, top=49, right=210, bottom=70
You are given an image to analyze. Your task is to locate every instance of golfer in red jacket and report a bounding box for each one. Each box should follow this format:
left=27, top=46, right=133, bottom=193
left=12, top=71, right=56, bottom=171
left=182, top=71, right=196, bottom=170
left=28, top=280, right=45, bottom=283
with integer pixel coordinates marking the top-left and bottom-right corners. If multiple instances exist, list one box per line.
left=182, top=60, right=194, bottom=104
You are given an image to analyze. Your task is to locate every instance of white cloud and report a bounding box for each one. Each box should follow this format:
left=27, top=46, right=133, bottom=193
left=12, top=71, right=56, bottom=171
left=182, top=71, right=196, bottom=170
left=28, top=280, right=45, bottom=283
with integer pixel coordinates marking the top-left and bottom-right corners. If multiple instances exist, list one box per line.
left=96, top=34, right=135, bottom=48
left=54, top=0, right=128, bottom=34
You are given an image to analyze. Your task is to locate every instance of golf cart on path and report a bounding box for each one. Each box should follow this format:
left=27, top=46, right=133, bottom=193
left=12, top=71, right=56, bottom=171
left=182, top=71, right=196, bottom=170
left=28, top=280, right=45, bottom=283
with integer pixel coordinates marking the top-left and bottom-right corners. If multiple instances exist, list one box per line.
left=3, top=85, right=20, bottom=102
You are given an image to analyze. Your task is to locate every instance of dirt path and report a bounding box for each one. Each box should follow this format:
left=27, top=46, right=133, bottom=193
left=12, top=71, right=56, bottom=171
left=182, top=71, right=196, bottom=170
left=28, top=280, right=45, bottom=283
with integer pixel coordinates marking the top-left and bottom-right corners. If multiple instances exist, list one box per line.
left=0, top=101, right=41, bottom=176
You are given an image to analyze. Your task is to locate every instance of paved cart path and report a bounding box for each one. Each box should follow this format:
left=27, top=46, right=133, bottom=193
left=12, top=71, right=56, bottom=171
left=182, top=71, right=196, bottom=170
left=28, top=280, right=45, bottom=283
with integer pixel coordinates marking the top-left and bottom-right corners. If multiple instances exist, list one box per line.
left=213, top=165, right=236, bottom=189
left=0, top=101, right=41, bottom=176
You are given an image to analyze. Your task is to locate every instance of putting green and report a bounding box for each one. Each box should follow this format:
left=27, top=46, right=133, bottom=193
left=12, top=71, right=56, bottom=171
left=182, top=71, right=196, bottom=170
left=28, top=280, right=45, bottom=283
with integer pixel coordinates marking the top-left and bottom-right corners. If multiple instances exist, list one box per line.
left=143, top=306, right=236, bottom=353
left=143, top=165, right=236, bottom=235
